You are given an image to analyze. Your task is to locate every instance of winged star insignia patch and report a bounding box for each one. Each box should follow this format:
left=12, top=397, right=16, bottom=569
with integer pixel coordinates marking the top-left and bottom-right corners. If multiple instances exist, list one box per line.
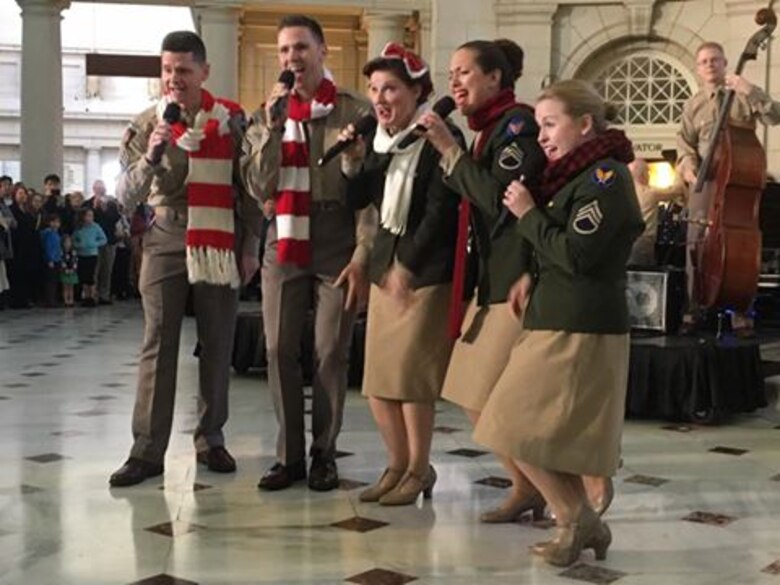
left=498, top=144, right=525, bottom=171
left=506, top=116, right=526, bottom=137
left=573, top=200, right=603, bottom=235
left=592, top=166, right=616, bottom=187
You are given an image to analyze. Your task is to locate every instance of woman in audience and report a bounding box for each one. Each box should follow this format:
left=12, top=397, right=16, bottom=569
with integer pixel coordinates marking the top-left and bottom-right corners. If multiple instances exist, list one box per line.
left=72, top=208, right=107, bottom=307
left=341, top=43, right=460, bottom=506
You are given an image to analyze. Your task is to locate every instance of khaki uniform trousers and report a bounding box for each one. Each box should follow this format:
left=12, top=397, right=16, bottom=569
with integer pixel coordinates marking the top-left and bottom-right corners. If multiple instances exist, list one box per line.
left=130, top=213, right=238, bottom=464
left=262, top=205, right=357, bottom=465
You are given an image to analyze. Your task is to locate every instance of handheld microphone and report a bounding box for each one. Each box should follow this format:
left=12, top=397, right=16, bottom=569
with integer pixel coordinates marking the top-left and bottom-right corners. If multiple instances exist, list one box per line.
left=317, top=115, right=378, bottom=167
left=269, top=70, right=296, bottom=123
left=397, top=96, right=456, bottom=150
left=149, top=102, right=181, bottom=165
left=492, top=174, right=526, bottom=239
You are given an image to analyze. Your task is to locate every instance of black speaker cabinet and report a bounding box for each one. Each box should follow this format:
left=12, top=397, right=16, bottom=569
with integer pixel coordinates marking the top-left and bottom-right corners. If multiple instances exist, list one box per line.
left=626, top=268, right=685, bottom=333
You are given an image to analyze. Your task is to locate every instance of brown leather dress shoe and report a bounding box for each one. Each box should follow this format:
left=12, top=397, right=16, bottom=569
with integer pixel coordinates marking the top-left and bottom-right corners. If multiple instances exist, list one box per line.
left=308, top=457, right=339, bottom=492
left=197, top=446, right=236, bottom=473
left=109, top=458, right=164, bottom=487
left=257, top=461, right=307, bottom=491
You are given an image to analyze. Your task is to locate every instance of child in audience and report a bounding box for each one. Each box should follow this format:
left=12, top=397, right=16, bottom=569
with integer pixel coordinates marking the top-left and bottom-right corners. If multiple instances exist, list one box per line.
left=60, top=234, right=78, bottom=307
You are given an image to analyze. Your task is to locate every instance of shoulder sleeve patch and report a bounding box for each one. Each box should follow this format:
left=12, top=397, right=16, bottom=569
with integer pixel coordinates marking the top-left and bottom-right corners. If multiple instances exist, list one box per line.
left=572, top=200, right=603, bottom=235
left=498, top=143, right=525, bottom=171
left=592, top=166, right=616, bottom=187
left=505, top=116, right=526, bottom=137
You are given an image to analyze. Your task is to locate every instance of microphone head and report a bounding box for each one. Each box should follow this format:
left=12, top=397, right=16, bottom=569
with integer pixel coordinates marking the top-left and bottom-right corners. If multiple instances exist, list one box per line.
left=278, top=70, right=296, bottom=90
left=162, top=102, right=181, bottom=124
left=432, top=96, right=456, bottom=118
left=354, top=114, right=378, bottom=135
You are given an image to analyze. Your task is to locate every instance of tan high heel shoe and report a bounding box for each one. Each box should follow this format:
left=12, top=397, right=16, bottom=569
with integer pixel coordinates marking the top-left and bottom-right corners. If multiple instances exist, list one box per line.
left=480, top=493, right=546, bottom=523
left=539, top=507, right=612, bottom=567
left=378, top=465, right=437, bottom=506
left=359, top=468, right=404, bottom=503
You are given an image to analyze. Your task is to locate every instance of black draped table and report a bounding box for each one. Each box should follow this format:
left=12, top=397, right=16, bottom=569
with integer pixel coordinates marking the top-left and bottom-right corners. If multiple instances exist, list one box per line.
left=626, top=333, right=767, bottom=422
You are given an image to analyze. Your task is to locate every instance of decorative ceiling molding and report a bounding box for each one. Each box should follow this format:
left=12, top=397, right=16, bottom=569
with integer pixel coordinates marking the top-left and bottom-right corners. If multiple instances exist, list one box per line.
left=624, top=0, right=657, bottom=36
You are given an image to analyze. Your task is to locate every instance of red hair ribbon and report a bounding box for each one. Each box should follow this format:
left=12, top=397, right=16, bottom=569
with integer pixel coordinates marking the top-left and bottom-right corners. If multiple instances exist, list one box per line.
left=380, top=42, right=429, bottom=79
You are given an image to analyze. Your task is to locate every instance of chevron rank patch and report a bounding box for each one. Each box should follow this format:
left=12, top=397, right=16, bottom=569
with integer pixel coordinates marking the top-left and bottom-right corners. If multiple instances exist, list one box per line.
left=572, top=200, right=603, bottom=235
left=498, top=143, right=525, bottom=171
left=592, top=166, right=616, bottom=187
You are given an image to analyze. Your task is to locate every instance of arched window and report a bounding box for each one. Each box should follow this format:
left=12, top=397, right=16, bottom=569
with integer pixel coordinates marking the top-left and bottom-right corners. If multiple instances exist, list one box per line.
left=592, top=52, right=696, bottom=125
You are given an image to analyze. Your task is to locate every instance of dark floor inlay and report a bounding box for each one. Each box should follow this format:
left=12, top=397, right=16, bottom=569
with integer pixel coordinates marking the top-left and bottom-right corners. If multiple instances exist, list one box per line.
left=446, top=448, right=489, bottom=458
left=762, top=560, right=780, bottom=575
left=52, top=353, right=74, bottom=358
left=682, top=511, right=737, bottom=526
left=0, top=396, right=8, bottom=401
left=193, top=483, right=213, bottom=492
left=474, top=476, right=512, bottom=489
left=558, top=563, right=627, bottom=584
left=25, top=453, right=68, bottom=464
left=101, top=382, right=126, bottom=388
left=144, top=521, right=201, bottom=537
left=345, top=568, right=417, bottom=584
left=334, top=450, right=354, bottom=459
left=89, top=395, right=118, bottom=401
left=127, top=574, right=200, bottom=585
left=51, top=430, right=86, bottom=437
left=771, top=473, right=780, bottom=482
left=433, top=426, right=462, bottom=434
left=708, top=446, right=749, bottom=456
left=74, top=409, right=110, bottom=417
left=661, top=424, right=694, bottom=433
left=339, top=478, right=370, bottom=491
left=20, top=484, right=44, bottom=494
left=3, top=383, right=28, bottom=388
left=37, top=362, right=59, bottom=367
left=624, top=474, right=669, bottom=487
left=331, top=516, right=389, bottom=533
left=21, top=372, right=46, bottom=377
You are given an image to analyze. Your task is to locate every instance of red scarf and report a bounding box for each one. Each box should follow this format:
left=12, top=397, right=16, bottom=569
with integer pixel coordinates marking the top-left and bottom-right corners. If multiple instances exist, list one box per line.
left=447, top=89, right=524, bottom=339
left=537, top=129, right=634, bottom=202
left=166, top=89, right=242, bottom=288
left=275, top=76, right=337, bottom=267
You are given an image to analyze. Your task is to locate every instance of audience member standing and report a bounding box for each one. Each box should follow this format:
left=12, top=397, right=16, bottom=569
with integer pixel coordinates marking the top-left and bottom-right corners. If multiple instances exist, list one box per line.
left=41, top=174, right=62, bottom=217
left=72, top=208, right=107, bottom=307
left=61, top=191, right=85, bottom=235
left=40, top=214, right=63, bottom=307
left=88, top=180, right=122, bottom=304
left=0, top=190, right=13, bottom=309
left=60, top=234, right=78, bottom=307
left=7, top=183, right=40, bottom=308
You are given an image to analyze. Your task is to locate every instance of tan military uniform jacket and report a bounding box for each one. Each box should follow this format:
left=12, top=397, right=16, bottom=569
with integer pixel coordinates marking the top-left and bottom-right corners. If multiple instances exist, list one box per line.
left=239, top=88, right=374, bottom=266
left=116, top=103, right=263, bottom=257
left=676, top=84, right=780, bottom=175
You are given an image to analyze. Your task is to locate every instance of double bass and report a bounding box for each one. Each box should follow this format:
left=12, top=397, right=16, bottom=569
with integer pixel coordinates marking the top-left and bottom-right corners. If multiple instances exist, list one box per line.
left=692, top=5, right=777, bottom=312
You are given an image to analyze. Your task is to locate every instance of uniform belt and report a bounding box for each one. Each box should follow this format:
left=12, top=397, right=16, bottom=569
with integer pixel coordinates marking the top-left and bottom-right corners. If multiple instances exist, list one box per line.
left=310, top=200, right=344, bottom=212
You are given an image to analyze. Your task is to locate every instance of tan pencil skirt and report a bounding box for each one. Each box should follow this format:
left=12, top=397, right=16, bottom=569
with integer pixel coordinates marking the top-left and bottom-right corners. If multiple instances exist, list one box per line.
left=361, top=283, right=454, bottom=403
left=473, top=330, right=629, bottom=477
left=440, top=299, right=525, bottom=413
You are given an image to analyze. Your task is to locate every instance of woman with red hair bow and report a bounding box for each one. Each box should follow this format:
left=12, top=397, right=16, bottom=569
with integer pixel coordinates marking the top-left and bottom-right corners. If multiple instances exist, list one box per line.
left=340, top=43, right=461, bottom=506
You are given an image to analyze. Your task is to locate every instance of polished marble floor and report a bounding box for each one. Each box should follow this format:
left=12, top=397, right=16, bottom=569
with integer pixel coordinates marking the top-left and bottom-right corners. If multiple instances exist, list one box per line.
left=1, top=303, right=780, bottom=585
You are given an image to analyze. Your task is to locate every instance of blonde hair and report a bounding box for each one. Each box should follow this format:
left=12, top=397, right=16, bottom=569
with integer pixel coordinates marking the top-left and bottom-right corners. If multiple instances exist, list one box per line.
left=696, top=41, right=725, bottom=59
left=537, top=79, right=616, bottom=133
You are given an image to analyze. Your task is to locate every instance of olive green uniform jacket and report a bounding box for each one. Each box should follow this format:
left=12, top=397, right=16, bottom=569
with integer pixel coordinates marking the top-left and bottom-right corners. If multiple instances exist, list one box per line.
left=516, top=158, right=645, bottom=334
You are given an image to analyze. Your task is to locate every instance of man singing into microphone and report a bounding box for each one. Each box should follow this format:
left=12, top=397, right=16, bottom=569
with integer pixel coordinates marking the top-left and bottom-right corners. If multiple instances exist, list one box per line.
left=241, top=15, right=373, bottom=491
left=110, top=31, right=263, bottom=487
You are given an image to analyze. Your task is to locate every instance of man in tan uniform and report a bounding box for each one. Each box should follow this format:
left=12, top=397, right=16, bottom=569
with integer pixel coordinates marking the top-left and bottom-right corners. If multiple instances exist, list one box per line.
left=110, top=31, right=263, bottom=487
left=241, top=15, right=373, bottom=492
left=676, top=41, right=780, bottom=332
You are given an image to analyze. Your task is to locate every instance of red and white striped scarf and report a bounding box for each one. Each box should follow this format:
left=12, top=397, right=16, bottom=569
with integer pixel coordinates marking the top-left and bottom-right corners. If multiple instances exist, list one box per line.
left=275, top=74, right=337, bottom=266
left=159, top=89, right=241, bottom=288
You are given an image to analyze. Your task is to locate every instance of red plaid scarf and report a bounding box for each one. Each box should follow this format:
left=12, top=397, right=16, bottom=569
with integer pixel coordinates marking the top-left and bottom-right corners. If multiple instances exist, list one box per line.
left=536, top=129, right=634, bottom=203
left=448, top=89, right=523, bottom=339
left=275, top=75, right=337, bottom=267
left=165, top=89, right=242, bottom=288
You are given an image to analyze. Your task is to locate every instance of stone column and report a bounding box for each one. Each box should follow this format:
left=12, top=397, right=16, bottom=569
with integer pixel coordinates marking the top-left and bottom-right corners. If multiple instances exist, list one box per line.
left=363, top=9, right=409, bottom=59
left=17, top=0, right=70, bottom=187
left=85, top=147, right=101, bottom=194
left=495, top=1, right=558, bottom=104
left=194, top=4, right=241, bottom=101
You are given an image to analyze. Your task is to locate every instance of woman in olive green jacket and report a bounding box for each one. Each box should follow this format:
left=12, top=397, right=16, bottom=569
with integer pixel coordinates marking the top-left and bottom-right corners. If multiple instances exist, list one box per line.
left=477, top=80, right=643, bottom=567
left=417, top=39, right=547, bottom=523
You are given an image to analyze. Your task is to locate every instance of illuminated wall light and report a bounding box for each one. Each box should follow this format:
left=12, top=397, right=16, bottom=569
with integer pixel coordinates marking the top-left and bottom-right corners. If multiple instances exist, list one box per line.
left=648, top=161, right=676, bottom=189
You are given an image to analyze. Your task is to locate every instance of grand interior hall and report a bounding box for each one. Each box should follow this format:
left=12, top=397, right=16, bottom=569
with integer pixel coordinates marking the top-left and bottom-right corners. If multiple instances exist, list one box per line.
left=3, top=0, right=780, bottom=584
